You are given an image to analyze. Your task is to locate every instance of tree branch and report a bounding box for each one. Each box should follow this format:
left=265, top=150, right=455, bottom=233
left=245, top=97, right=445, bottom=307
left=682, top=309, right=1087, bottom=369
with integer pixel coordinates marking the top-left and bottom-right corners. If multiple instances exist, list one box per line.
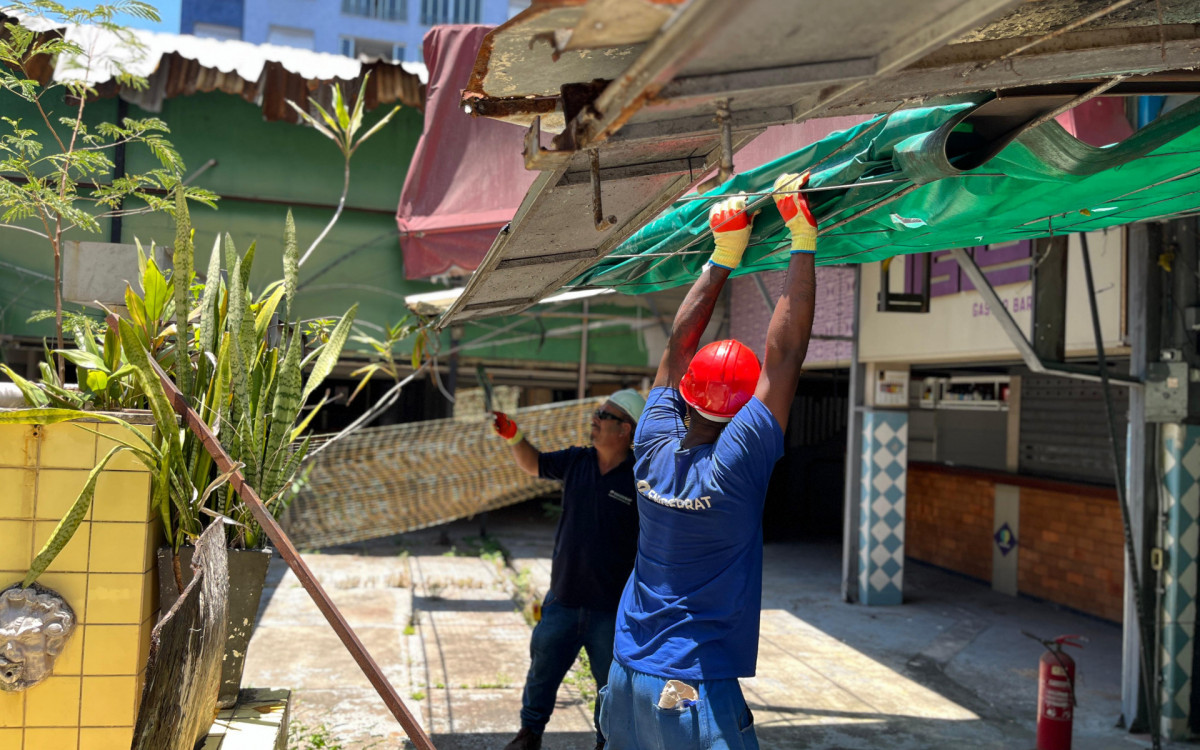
left=0, top=222, right=50, bottom=239
left=297, top=157, right=350, bottom=267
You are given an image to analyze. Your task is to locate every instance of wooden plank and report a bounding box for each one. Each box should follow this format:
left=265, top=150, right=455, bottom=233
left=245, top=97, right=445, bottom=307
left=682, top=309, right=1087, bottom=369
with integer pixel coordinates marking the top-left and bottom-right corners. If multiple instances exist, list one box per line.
left=133, top=523, right=228, bottom=750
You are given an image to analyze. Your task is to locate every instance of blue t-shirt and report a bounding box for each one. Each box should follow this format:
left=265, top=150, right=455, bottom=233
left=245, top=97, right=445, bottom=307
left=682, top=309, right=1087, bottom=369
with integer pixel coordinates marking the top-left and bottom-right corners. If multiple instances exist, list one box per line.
left=539, top=446, right=639, bottom=611
left=613, top=387, right=784, bottom=680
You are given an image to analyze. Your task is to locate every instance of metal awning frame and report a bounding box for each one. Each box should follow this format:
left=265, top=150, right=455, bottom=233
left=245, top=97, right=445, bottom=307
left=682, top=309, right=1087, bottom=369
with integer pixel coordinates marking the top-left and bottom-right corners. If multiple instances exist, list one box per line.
left=443, top=0, right=1200, bottom=326
left=950, top=243, right=1140, bottom=387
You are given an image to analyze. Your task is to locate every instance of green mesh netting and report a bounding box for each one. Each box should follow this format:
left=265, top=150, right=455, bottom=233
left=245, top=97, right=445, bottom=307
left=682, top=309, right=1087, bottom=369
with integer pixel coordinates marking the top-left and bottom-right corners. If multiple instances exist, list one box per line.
left=573, top=95, right=1200, bottom=293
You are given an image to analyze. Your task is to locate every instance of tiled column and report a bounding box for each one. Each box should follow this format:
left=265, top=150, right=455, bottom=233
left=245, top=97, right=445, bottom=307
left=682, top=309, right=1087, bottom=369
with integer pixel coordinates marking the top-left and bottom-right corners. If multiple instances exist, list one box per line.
left=0, top=416, right=159, bottom=750
left=858, top=409, right=909, bottom=606
left=1160, top=424, right=1200, bottom=740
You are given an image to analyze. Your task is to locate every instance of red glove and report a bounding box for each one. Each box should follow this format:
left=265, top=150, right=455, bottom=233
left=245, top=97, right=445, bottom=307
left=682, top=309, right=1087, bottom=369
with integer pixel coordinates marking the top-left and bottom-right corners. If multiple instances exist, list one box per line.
left=772, top=172, right=817, bottom=253
left=707, top=194, right=752, bottom=270
left=492, top=411, right=523, bottom=445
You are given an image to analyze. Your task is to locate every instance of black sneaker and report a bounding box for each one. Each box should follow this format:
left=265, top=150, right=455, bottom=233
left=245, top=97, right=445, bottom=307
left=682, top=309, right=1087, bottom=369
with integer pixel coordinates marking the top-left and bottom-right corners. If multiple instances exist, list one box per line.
left=502, top=727, right=542, bottom=750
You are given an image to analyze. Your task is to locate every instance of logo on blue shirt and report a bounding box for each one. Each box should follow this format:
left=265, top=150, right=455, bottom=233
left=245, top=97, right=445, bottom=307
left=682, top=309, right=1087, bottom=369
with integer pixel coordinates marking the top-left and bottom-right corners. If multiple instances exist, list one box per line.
left=636, top=480, right=713, bottom=511
left=608, top=490, right=634, bottom=505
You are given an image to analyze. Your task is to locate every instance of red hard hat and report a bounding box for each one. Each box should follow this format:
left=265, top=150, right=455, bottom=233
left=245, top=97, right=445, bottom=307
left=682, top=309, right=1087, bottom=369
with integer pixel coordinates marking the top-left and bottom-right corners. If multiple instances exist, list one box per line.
left=680, top=340, right=761, bottom=422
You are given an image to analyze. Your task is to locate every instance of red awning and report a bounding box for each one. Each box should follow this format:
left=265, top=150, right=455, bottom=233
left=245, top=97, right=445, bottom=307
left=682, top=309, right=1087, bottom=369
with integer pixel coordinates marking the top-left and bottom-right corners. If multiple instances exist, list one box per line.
left=396, top=25, right=539, bottom=280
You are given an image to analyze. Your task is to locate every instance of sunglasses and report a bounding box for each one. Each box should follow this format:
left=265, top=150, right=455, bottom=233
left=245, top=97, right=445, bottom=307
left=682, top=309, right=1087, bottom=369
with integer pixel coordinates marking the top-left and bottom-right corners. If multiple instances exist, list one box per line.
left=593, top=408, right=633, bottom=426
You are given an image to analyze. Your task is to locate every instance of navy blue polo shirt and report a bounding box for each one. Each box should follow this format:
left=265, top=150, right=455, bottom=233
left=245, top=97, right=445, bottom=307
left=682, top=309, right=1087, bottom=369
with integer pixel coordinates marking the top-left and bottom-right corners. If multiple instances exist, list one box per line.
left=539, top=446, right=639, bottom=611
left=614, top=387, right=784, bottom=680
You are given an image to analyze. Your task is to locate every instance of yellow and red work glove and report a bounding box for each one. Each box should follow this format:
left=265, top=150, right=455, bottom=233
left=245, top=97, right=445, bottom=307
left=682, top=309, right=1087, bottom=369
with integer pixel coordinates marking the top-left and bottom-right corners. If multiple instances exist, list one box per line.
left=772, top=172, right=817, bottom=254
left=707, top=194, right=753, bottom=270
left=492, top=411, right=524, bottom=446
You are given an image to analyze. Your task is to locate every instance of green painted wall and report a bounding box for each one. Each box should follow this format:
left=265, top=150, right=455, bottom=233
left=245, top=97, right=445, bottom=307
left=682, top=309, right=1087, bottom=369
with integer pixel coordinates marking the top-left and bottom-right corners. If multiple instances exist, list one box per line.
left=0, top=89, right=653, bottom=369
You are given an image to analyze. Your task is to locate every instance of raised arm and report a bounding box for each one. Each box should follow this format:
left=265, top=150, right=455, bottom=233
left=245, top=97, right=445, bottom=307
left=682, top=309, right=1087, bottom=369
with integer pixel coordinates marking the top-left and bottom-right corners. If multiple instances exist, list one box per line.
left=653, top=196, right=753, bottom=389
left=492, top=411, right=539, bottom=476
left=754, top=173, right=817, bottom=432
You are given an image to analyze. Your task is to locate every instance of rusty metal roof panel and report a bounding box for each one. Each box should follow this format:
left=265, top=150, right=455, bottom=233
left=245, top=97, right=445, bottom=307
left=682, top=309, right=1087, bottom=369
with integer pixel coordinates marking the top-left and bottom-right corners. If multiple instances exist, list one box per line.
left=462, top=0, right=686, bottom=130
left=440, top=0, right=1200, bottom=326
left=4, top=11, right=424, bottom=121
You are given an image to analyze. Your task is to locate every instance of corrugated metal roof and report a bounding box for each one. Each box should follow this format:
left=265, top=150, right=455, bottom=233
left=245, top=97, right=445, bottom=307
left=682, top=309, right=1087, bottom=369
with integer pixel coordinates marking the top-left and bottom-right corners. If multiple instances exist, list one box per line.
left=3, top=11, right=425, bottom=121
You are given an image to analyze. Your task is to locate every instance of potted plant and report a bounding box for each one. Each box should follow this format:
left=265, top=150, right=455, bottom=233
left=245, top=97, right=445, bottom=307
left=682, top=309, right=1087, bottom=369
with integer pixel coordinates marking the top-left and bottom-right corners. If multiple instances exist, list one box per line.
left=3, top=193, right=358, bottom=708
left=2, top=1, right=405, bottom=704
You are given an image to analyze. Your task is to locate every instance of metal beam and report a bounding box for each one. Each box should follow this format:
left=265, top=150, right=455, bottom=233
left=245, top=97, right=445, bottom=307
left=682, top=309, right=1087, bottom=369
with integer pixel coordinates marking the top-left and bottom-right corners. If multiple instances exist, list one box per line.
left=608, top=106, right=794, bottom=145
left=841, top=264, right=864, bottom=603
left=572, top=0, right=744, bottom=150
left=793, top=0, right=1026, bottom=122
left=950, top=245, right=1140, bottom=387
left=659, top=57, right=876, bottom=101
left=558, top=157, right=700, bottom=185
left=1032, top=235, right=1068, bottom=362
left=819, top=35, right=1200, bottom=120
left=1122, top=222, right=1161, bottom=732
left=496, top=249, right=598, bottom=270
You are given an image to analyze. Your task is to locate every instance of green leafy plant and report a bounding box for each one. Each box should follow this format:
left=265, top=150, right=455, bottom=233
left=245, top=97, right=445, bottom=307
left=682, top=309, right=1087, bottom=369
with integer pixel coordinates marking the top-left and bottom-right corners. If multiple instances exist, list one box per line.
left=0, top=2, right=217, bottom=376
left=6, top=192, right=357, bottom=585
left=2, top=246, right=179, bottom=411
left=287, top=721, right=381, bottom=750
left=348, top=316, right=423, bottom=404
left=1, top=42, right=412, bottom=585
left=287, top=73, right=399, bottom=267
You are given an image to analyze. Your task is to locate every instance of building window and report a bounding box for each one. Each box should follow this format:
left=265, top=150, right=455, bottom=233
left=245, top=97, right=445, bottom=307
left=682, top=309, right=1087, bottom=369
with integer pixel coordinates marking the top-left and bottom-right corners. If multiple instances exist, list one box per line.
left=341, top=36, right=406, bottom=62
left=342, top=0, right=407, bottom=22
left=192, top=22, right=241, bottom=41
left=421, top=0, right=481, bottom=25
left=266, top=25, right=316, bottom=50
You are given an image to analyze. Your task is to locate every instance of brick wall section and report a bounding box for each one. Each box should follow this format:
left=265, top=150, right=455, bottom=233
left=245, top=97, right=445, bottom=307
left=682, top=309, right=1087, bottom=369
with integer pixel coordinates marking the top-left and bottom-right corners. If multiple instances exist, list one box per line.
left=907, top=464, right=994, bottom=581
left=1018, top=486, right=1125, bottom=623
left=730, top=266, right=854, bottom=365
left=907, top=463, right=1124, bottom=622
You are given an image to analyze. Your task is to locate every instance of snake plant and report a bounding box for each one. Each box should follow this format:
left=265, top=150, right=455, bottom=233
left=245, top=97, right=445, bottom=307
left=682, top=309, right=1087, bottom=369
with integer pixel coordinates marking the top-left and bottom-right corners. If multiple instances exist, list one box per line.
left=5, top=189, right=357, bottom=584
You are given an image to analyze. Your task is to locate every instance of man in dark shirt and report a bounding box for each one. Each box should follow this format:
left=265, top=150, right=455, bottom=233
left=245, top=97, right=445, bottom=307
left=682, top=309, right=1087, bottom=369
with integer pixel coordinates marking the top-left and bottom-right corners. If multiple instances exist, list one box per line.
left=494, top=389, right=644, bottom=750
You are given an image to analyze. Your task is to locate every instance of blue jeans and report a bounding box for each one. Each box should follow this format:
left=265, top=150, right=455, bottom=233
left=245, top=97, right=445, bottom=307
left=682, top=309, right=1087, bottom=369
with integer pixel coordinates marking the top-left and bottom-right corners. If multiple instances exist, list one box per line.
left=520, top=593, right=616, bottom=743
left=597, top=661, right=758, bottom=750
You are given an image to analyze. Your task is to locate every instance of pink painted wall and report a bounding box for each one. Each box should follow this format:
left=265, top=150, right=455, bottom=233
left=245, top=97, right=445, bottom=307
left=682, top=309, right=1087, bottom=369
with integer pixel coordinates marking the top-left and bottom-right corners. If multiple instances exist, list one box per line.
left=730, top=266, right=854, bottom=366
left=723, top=116, right=867, bottom=368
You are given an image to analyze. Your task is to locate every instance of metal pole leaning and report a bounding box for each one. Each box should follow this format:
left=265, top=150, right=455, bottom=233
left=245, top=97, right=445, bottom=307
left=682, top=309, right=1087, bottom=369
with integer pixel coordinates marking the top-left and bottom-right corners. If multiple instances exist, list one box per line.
left=110, top=314, right=438, bottom=750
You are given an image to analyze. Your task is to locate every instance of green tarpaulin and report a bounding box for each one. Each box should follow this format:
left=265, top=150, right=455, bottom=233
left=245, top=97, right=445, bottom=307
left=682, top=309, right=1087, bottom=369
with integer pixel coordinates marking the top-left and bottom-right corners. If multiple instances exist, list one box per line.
left=574, top=95, right=1200, bottom=293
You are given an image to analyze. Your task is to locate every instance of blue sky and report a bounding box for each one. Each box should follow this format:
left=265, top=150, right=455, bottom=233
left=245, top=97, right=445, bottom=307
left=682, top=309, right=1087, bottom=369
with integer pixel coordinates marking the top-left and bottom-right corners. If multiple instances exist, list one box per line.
left=69, top=0, right=181, bottom=32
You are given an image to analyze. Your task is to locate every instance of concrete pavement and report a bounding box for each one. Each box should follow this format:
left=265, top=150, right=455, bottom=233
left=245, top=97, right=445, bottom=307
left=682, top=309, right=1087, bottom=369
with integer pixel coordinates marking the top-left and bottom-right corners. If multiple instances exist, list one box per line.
left=243, top=501, right=1168, bottom=749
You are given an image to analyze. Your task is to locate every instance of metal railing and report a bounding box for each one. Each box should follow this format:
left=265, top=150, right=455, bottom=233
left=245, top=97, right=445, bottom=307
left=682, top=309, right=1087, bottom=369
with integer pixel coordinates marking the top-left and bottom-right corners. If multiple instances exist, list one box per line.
left=342, top=0, right=406, bottom=22
left=420, top=0, right=479, bottom=25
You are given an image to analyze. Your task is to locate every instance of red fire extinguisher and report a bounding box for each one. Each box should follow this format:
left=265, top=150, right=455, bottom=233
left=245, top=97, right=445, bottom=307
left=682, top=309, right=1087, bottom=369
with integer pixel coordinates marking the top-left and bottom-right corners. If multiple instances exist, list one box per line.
left=1029, top=632, right=1086, bottom=750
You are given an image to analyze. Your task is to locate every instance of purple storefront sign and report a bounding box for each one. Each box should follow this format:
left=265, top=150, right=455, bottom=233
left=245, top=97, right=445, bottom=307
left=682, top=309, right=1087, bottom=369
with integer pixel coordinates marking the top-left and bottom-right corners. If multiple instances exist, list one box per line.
left=905, top=240, right=1032, bottom=297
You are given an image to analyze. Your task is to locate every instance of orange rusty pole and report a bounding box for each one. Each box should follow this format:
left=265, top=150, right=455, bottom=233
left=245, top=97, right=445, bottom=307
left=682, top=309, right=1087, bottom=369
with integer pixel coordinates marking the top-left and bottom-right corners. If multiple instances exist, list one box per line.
left=116, top=314, right=437, bottom=750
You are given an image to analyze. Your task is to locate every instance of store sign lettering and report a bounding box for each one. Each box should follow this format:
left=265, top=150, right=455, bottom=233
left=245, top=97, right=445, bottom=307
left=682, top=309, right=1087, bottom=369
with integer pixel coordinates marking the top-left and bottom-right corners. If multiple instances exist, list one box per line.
left=972, top=294, right=1032, bottom=318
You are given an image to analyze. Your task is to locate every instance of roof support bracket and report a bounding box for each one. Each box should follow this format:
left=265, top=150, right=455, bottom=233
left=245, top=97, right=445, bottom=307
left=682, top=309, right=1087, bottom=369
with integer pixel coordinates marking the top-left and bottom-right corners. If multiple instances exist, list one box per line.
left=950, top=244, right=1141, bottom=387
left=1032, top=235, right=1069, bottom=362
left=524, top=116, right=573, bottom=171
left=695, top=98, right=735, bottom=194
left=716, top=99, right=733, bottom=183
left=590, top=150, right=617, bottom=231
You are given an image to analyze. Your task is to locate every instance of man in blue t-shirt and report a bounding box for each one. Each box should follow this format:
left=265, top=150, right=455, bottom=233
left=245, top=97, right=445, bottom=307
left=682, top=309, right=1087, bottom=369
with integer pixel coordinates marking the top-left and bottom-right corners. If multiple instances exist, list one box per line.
left=598, top=173, right=818, bottom=750
left=494, top=389, right=646, bottom=750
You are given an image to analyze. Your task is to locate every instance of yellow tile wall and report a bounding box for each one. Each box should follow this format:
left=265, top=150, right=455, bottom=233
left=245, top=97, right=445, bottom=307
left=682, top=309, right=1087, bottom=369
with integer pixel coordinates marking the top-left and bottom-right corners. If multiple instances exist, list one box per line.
left=0, top=418, right=159, bottom=750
